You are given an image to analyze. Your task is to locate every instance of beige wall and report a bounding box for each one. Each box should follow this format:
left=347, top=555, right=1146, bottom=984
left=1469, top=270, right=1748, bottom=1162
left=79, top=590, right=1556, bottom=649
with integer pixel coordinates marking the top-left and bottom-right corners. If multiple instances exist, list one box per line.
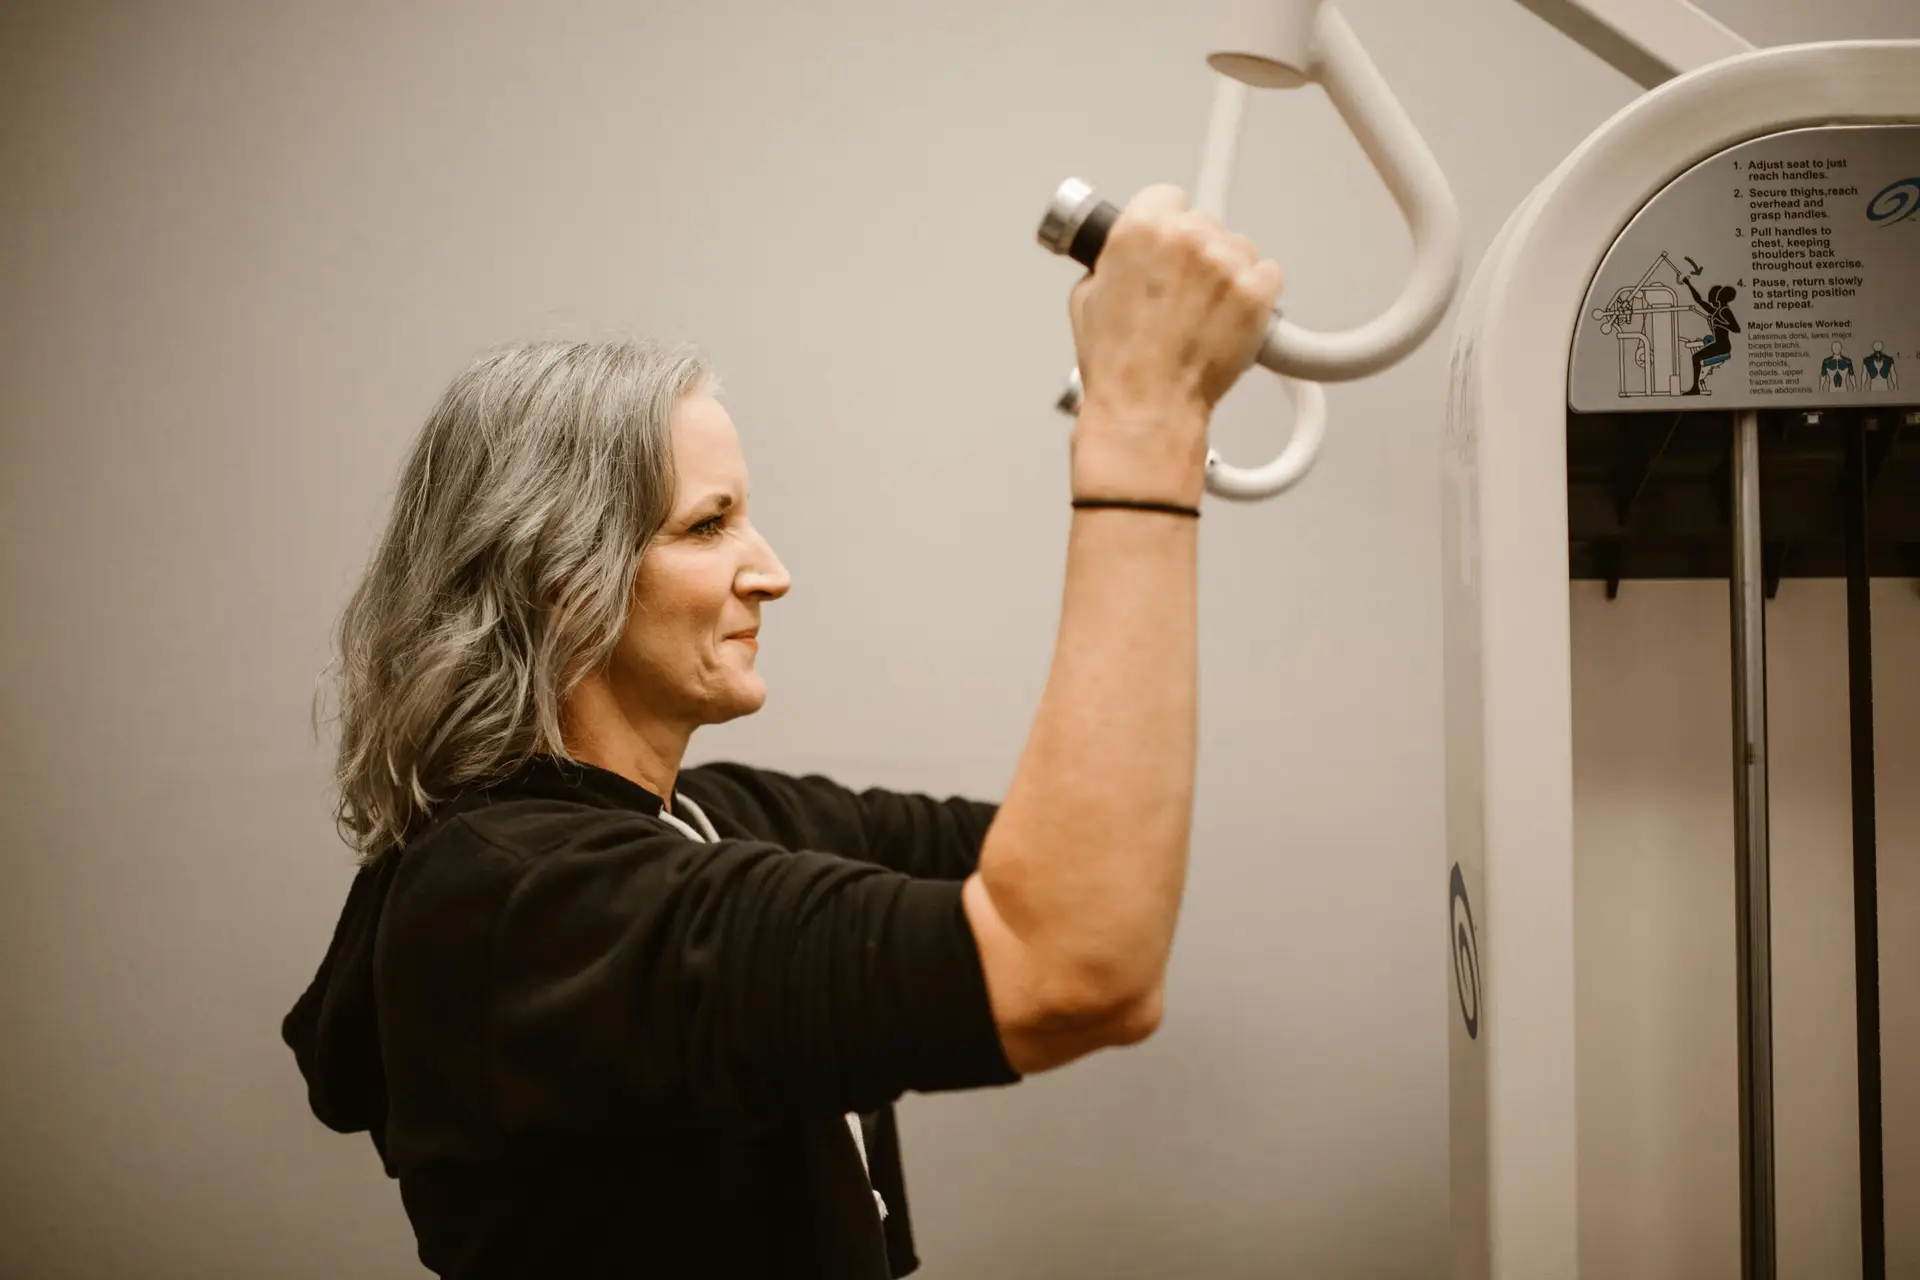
left=1, top=0, right=1914, bottom=1276
left=1573, top=580, right=1920, bottom=1279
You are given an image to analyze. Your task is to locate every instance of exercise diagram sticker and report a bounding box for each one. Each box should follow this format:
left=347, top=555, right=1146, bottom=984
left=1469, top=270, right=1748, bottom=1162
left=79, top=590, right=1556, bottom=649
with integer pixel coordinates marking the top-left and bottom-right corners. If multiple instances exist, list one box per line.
left=1589, top=251, right=1742, bottom=398
left=1451, top=862, right=1481, bottom=1041
left=1571, top=125, right=1920, bottom=411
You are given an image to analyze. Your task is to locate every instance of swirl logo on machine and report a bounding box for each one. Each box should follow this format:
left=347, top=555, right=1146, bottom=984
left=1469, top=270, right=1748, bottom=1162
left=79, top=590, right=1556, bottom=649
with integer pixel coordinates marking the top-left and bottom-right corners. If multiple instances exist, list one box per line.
left=1450, top=862, right=1481, bottom=1041
left=1866, top=177, right=1920, bottom=227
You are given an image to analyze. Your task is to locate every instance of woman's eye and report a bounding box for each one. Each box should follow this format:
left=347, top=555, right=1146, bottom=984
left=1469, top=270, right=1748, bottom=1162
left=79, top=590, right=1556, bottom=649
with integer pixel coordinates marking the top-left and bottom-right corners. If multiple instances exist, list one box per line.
left=691, top=515, right=725, bottom=536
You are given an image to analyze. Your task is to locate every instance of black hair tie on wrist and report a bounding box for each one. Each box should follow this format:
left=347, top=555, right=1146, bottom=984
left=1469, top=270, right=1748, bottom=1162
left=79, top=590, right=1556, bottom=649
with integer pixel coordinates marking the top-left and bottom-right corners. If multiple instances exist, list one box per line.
left=1071, top=498, right=1201, bottom=518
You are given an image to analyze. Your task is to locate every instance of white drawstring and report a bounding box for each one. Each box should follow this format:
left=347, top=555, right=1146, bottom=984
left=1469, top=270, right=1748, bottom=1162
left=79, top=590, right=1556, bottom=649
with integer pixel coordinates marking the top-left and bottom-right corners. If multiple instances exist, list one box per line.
left=658, top=792, right=719, bottom=844
left=845, top=1114, right=889, bottom=1221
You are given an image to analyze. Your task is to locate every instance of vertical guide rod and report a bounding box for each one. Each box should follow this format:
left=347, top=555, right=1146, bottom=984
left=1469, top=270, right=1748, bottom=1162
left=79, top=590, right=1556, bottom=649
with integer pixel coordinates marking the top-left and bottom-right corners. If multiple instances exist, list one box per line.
left=1730, top=409, right=1776, bottom=1280
left=1842, top=413, right=1885, bottom=1280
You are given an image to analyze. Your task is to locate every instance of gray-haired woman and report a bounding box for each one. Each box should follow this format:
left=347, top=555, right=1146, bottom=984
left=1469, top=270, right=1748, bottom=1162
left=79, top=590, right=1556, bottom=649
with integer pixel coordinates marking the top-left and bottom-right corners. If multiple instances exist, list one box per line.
left=284, top=183, right=1282, bottom=1279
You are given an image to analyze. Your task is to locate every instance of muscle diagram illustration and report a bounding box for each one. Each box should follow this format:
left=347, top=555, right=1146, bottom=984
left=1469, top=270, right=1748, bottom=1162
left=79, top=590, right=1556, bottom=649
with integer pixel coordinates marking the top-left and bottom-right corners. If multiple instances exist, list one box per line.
left=1819, top=340, right=1858, bottom=392
left=1863, top=341, right=1899, bottom=392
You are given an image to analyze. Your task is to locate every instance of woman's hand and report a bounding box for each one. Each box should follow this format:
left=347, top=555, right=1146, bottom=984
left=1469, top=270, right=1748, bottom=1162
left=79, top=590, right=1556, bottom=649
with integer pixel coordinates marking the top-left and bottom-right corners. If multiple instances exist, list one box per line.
left=1066, top=183, right=1284, bottom=427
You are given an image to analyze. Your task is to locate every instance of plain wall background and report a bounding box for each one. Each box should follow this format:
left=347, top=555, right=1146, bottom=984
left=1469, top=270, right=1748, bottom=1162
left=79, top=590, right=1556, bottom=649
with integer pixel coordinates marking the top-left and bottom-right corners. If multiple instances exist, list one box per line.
left=1, top=0, right=1914, bottom=1276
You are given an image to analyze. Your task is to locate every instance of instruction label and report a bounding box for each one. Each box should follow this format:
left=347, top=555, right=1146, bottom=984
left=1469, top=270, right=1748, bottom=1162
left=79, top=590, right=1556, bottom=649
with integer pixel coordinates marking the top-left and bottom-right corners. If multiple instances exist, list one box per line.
left=1571, top=125, right=1919, bottom=412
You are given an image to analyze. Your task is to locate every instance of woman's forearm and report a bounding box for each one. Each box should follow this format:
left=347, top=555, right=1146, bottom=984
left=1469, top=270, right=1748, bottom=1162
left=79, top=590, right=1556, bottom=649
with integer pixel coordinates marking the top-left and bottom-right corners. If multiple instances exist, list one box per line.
left=972, top=404, right=1206, bottom=1010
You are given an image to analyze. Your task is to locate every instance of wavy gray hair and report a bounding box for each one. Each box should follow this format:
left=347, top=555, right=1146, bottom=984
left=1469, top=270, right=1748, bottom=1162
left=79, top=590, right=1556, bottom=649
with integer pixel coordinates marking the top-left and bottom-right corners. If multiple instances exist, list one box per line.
left=320, top=337, right=719, bottom=861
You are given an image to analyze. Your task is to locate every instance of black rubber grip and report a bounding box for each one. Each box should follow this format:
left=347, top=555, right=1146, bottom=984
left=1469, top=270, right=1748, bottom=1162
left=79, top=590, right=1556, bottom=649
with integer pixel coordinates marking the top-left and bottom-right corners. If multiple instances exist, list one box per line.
left=1067, top=199, right=1119, bottom=270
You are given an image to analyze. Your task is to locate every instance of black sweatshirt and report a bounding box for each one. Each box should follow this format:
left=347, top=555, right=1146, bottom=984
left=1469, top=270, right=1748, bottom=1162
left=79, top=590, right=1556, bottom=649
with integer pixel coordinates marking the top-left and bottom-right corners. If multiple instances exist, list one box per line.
left=282, top=755, right=1023, bottom=1278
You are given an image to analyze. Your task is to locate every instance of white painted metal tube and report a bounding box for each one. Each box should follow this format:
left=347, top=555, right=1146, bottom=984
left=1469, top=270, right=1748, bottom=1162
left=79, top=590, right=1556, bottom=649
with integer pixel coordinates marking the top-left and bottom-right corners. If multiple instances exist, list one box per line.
left=1191, top=74, right=1329, bottom=500
left=1242, top=4, right=1464, bottom=382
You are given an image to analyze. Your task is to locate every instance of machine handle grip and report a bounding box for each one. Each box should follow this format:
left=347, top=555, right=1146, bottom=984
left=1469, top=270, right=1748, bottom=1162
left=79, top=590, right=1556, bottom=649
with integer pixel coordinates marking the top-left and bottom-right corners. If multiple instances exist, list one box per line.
left=1032, top=1, right=1463, bottom=500
left=1038, top=7, right=1461, bottom=383
left=1058, top=193, right=1118, bottom=271
left=1039, top=178, right=1318, bottom=501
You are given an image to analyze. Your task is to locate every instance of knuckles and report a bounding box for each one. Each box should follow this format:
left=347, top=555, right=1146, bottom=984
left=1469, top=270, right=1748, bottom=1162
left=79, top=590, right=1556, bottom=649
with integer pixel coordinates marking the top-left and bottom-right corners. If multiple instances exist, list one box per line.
left=1102, top=190, right=1282, bottom=315
left=1112, top=214, right=1241, bottom=280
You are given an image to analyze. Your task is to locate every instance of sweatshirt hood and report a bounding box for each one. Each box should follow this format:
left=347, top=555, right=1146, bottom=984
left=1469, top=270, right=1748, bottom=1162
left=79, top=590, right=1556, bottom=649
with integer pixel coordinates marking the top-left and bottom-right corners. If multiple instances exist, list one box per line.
left=282, top=851, right=403, bottom=1176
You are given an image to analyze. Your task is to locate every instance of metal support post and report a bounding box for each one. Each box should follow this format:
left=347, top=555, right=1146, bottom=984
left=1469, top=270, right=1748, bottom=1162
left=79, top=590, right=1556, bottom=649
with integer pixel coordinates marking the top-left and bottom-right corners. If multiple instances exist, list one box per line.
left=1842, top=413, right=1885, bottom=1280
left=1729, top=409, right=1776, bottom=1280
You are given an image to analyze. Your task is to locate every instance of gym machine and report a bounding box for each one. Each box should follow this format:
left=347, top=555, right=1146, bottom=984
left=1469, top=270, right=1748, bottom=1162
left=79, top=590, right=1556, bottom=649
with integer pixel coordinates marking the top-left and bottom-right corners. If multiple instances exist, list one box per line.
left=1443, top=10, right=1917, bottom=1278
left=1034, top=1, right=1920, bottom=1276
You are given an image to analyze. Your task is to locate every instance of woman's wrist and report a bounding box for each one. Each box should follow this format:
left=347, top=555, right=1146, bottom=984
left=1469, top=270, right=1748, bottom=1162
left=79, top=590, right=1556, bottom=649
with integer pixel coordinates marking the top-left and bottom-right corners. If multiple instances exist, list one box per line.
left=1068, top=399, right=1210, bottom=510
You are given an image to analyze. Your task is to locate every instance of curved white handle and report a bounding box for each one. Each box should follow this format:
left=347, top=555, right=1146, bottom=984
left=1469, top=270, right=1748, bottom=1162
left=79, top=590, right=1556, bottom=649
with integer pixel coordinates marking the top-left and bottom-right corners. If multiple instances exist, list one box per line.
left=1204, top=375, right=1328, bottom=500
left=1237, top=4, right=1463, bottom=382
left=1056, top=365, right=1328, bottom=501
left=1049, top=0, right=1460, bottom=501
left=1197, top=2, right=1459, bottom=495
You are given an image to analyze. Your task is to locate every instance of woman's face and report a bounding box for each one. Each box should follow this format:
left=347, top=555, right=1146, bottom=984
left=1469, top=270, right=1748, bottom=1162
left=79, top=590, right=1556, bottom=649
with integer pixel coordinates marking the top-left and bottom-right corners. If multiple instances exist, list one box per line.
left=612, top=391, right=790, bottom=732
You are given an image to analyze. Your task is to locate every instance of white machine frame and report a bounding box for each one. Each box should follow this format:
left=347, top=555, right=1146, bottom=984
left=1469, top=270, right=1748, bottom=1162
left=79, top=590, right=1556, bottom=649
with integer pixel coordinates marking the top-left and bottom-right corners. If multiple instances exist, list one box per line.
left=1043, top=2, right=1916, bottom=1271
left=1443, top=33, right=1920, bottom=1280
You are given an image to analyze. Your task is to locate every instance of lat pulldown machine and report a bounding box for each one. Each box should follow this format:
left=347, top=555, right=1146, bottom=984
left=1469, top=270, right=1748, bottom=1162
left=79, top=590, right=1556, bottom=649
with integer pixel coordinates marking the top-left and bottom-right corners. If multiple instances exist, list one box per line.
left=1034, top=2, right=1920, bottom=1275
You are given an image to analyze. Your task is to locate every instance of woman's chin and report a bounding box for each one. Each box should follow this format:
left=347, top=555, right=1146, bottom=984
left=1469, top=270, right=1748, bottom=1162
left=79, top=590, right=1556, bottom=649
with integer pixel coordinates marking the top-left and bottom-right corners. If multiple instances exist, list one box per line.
left=712, top=677, right=768, bottom=722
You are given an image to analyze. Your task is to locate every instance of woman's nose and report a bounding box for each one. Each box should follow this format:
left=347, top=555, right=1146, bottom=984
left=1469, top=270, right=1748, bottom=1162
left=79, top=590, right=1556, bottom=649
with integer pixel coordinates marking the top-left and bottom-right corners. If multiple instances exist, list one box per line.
left=741, top=528, right=791, bottom=598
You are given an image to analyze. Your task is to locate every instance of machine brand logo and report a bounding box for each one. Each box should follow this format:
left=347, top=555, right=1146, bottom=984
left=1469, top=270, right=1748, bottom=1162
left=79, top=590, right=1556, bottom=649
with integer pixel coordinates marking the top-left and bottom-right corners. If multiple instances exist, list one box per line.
left=1866, top=177, right=1920, bottom=226
left=1450, top=862, right=1480, bottom=1040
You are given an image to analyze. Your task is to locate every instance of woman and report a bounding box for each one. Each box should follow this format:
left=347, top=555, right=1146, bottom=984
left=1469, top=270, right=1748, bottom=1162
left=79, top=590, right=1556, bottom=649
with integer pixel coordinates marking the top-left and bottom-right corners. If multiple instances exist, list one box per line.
left=1679, top=276, right=1739, bottom=395
left=283, top=183, right=1282, bottom=1279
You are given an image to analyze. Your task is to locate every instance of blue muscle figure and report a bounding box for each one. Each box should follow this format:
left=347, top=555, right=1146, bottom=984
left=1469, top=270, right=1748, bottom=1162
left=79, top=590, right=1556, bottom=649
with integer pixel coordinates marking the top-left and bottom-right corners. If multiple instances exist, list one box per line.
left=1864, top=341, right=1898, bottom=392
left=1820, top=341, right=1857, bottom=393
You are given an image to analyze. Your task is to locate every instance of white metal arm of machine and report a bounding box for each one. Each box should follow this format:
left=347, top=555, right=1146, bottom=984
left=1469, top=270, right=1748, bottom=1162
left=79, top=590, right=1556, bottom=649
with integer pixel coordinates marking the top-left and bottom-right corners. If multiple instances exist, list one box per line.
left=1512, top=0, right=1753, bottom=90
left=1204, top=0, right=1465, bottom=383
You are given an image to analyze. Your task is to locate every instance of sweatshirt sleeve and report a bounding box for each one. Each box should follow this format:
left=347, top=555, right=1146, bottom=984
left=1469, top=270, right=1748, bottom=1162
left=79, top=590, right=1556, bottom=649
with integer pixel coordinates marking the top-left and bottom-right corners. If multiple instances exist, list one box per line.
left=679, top=760, right=996, bottom=881
left=396, top=810, right=1021, bottom=1143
